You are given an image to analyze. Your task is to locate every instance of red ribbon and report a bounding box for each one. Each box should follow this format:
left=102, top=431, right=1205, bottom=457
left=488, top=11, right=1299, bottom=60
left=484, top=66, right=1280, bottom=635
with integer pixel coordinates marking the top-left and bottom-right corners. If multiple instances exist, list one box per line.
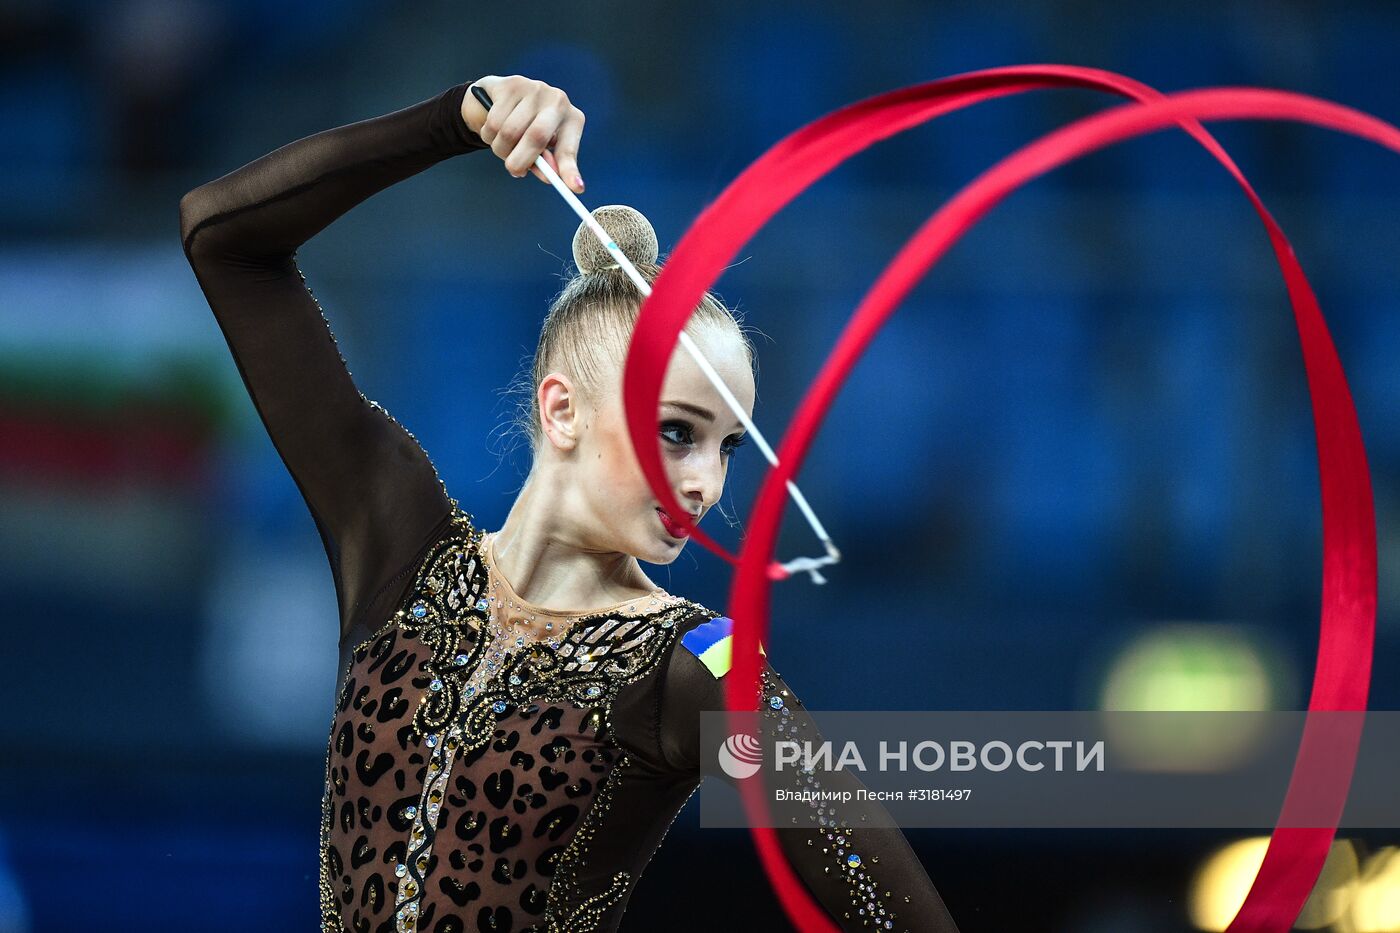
left=621, top=66, right=1380, bottom=931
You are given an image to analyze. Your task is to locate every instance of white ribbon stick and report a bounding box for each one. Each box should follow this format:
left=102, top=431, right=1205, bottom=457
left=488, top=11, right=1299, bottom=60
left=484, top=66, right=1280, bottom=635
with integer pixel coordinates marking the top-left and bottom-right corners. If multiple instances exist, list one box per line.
left=482, top=94, right=841, bottom=583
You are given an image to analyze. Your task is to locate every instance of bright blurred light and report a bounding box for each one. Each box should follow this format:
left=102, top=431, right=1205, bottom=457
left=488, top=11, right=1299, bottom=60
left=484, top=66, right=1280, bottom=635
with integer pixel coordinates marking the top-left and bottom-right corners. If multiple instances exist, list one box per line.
left=1098, top=622, right=1285, bottom=771
left=1296, top=839, right=1359, bottom=929
left=1190, top=837, right=1269, bottom=930
left=1101, top=623, right=1277, bottom=711
left=1343, top=846, right=1400, bottom=932
left=1188, top=837, right=1358, bottom=930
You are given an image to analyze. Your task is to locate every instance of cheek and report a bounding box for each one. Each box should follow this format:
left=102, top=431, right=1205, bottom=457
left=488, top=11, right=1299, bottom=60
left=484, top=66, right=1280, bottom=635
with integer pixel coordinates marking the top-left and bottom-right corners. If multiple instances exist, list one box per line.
left=589, top=433, right=652, bottom=503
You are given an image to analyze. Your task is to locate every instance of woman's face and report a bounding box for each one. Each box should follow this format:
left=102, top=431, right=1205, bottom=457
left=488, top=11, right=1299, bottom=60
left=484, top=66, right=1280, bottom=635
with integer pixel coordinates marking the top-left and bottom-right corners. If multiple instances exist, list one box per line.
left=572, top=324, right=755, bottom=565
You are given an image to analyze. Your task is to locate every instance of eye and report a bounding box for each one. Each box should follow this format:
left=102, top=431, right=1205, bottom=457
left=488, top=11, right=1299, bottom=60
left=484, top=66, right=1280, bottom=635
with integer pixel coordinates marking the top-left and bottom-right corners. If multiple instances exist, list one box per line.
left=661, top=420, right=747, bottom=458
left=659, top=421, right=693, bottom=447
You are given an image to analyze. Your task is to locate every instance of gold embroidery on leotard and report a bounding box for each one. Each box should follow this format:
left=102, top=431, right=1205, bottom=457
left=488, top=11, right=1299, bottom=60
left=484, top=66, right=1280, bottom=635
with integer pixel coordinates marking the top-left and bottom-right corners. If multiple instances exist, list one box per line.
left=368, top=507, right=698, bottom=931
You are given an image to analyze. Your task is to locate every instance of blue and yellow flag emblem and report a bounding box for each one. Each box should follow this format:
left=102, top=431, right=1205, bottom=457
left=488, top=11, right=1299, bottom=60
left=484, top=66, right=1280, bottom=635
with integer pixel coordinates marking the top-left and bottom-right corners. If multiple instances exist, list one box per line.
left=680, top=615, right=766, bottom=679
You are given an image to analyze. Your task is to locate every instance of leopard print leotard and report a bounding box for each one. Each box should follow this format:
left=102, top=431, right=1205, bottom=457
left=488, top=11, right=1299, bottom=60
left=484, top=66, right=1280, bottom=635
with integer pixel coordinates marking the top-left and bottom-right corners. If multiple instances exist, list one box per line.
left=179, top=80, right=961, bottom=933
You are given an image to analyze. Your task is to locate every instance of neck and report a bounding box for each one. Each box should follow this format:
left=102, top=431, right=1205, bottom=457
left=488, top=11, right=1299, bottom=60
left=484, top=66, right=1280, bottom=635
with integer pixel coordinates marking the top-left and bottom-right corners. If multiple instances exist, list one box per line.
left=489, top=472, right=658, bottom=614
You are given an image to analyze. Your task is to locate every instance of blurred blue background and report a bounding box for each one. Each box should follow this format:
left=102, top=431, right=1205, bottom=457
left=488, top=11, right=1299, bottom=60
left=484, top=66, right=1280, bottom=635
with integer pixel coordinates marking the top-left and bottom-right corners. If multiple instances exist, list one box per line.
left=1, top=0, right=1398, bottom=930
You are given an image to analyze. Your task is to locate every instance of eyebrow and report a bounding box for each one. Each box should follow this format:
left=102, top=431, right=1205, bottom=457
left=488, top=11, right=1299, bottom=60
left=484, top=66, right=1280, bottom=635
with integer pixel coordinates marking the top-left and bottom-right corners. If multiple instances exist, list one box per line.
left=661, top=400, right=747, bottom=433
left=661, top=400, right=715, bottom=421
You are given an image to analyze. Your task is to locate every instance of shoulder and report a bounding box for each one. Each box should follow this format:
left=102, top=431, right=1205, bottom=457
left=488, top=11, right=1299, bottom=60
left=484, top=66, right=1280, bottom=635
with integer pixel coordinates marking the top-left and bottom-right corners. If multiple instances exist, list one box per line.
left=670, top=611, right=768, bottom=681
left=376, top=503, right=486, bottom=627
left=410, top=503, right=484, bottom=570
left=400, top=503, right=485, bottom=587
left=660, top=610, right=772, bottom=716
left=653, top=609, right=778, bottom=775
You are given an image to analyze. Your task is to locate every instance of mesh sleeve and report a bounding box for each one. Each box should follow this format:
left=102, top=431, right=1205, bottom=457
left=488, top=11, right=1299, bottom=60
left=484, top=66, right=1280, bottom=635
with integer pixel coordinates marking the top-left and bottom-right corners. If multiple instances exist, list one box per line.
left=657, top=616, right=961, bottom=932
left=178, top=82, right=487, bottom=636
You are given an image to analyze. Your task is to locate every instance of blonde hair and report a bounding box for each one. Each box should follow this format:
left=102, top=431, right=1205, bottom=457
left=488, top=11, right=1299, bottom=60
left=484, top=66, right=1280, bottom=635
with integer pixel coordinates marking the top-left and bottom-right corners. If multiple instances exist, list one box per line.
left=509, top=205, right=758, bottom=458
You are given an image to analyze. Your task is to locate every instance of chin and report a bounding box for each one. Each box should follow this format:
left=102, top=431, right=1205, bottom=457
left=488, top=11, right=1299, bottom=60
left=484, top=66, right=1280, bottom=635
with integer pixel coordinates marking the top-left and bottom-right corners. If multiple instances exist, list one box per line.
left=635, top=530, right=687, bottom=565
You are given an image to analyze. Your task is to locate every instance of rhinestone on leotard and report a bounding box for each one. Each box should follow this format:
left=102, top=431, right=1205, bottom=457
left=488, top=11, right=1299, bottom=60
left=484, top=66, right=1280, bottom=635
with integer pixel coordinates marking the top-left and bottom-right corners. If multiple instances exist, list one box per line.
left=326, top=510, right=703, bottom=933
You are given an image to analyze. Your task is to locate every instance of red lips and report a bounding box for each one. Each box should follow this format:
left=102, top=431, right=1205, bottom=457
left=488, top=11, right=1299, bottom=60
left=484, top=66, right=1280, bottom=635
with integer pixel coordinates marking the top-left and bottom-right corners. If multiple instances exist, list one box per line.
left=656, top=508, right=692, bottom=539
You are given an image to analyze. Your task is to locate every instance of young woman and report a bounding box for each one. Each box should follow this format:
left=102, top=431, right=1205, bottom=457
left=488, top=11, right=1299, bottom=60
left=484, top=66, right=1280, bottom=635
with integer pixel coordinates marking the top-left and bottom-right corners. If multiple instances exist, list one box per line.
left=180, top=73, right=959, bottom=933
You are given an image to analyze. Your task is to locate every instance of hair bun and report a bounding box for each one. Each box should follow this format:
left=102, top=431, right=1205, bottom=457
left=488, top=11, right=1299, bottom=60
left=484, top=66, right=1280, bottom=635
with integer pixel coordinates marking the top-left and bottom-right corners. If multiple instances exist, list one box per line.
left=572, top=205, right=659, bottom=273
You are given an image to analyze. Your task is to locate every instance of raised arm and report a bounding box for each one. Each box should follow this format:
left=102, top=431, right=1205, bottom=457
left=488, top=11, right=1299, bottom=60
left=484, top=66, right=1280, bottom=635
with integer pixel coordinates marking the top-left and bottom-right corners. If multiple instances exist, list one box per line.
left=179, top=76, right=585, bottom=638
left=659, top=615, right=962, bottom=933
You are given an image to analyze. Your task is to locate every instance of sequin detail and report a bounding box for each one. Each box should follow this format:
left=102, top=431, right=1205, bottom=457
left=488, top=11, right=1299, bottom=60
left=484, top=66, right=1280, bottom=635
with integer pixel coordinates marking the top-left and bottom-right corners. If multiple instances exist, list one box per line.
left=761, top=667, right=901, bottom=929
left=537, top=752, right=636, bottom=930
left=366, top=508, right=698, bottom=931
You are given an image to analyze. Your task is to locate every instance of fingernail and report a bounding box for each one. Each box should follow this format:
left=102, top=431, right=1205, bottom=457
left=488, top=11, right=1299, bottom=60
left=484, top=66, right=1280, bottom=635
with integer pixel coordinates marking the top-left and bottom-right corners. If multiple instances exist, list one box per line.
left=574, top=175, right=584, bottom=191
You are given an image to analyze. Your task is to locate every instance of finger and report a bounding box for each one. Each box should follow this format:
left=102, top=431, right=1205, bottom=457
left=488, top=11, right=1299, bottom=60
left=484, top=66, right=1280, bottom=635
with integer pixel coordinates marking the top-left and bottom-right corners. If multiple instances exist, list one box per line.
left=552, top=110, right=586, bottom=193
left=482, top=90, right=526, bottom=155
left=505, top=106, right=565, bottom=177
left=498, top=98, right=554, bottom=176
left=530, top=150, right=559, bottom=184
left=461, top=76, right=497, bottom=137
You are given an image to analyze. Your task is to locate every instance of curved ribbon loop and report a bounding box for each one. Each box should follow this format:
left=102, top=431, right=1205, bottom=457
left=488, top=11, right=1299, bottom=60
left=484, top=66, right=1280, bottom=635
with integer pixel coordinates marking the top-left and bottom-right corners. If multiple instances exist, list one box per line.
left=624, top=67, right=1380, bottom=932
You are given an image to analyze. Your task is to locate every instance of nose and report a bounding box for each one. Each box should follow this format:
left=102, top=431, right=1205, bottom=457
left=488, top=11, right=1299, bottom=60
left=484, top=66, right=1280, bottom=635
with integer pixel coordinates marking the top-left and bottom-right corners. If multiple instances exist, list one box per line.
left=673, top=446, right=725, bottom=518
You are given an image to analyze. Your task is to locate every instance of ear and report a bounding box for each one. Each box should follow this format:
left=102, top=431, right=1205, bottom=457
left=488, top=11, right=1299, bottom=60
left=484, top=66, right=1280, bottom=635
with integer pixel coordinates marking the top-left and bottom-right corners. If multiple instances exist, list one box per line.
left=538, top=372, right=582, bottom=452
